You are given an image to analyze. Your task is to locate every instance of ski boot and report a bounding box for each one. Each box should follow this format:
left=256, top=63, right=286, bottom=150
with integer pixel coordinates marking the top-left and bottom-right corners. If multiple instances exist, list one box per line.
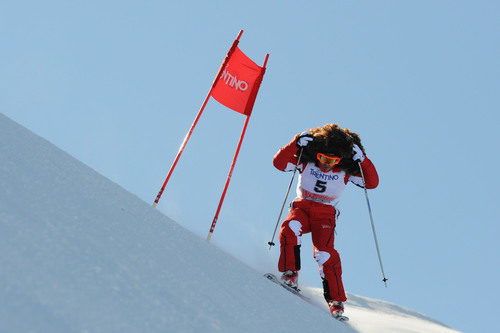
left=280, top=270, right=299, bottom=290
left=328, top=300, right=345, bottom=319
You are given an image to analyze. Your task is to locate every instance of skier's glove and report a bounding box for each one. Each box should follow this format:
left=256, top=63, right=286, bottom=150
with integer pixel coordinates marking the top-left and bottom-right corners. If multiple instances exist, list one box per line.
left=352, top=144, right=365, bottom=163
left=296, top=131, right=314, bottom=148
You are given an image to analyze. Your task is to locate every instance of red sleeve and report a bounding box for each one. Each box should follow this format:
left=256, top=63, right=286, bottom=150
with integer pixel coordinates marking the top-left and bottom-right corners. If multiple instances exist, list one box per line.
left=356, top=157, right=379, bottom=189
left=273, top=135, right=300, bottom=171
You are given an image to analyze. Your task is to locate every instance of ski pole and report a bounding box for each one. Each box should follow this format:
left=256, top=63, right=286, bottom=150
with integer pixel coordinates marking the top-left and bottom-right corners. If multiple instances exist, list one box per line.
left=268, top=147, right=304, bottom=250
left=358, top=161, right=388, bottom=287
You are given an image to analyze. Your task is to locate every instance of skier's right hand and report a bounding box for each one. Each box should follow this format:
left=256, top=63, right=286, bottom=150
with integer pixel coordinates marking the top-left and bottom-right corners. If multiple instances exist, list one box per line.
left=296, top=131, right=314, bottom=147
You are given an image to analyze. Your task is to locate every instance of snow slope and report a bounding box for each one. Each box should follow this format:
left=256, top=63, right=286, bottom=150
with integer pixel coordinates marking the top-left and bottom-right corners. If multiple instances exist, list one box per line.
left=0, top=113, right=459, bottom=332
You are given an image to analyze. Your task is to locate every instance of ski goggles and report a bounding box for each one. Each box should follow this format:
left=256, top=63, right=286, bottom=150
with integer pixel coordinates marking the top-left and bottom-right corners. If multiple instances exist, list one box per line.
left=317, top=153, right=341, bottom=166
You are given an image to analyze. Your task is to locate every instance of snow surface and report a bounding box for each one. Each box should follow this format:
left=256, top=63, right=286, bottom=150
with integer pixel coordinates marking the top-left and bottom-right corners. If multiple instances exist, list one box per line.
left=0, top=112, right=459, bottom=332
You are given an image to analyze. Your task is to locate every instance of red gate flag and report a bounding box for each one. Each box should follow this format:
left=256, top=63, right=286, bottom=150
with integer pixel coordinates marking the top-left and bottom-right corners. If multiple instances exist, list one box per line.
left=153, top=29, right=269, bottom=238
left=211, top=46, right=266, bottom=116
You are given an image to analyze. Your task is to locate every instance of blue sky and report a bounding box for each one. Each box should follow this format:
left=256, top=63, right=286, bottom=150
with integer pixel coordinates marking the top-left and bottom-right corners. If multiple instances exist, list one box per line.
left=1, top=1, right=498, bottom=332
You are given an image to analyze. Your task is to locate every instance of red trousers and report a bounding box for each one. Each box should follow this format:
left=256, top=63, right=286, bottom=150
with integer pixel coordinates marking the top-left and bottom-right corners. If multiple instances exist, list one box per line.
left=278, top=199, right=346, bottom=302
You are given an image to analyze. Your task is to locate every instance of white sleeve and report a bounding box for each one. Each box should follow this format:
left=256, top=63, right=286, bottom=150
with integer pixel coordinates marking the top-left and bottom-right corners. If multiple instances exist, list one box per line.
left=284, top=162, right=305, bottom=173
left=349, top=175, right=365, bottom=188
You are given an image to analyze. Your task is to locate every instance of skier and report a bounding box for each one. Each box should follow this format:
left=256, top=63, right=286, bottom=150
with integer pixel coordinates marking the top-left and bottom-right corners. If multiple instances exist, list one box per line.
left=273, top=124, right=379, bottom=319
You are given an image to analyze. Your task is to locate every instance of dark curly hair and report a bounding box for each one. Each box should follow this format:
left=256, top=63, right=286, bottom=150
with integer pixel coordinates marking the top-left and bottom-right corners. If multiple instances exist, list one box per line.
left=297, top=124, right=364, bottom=175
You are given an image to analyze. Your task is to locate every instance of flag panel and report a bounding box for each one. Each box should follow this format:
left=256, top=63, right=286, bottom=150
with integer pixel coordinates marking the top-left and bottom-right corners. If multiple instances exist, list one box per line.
left=211, top=47, right=264, bottom=116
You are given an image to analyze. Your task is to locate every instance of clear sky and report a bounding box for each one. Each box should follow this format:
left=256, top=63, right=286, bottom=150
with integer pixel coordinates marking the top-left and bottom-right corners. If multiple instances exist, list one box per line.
left=1, top=1, right=498, bottom=332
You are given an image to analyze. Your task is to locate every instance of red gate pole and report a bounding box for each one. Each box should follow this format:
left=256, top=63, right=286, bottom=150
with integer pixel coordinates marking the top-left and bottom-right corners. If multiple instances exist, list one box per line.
left=207, top=54, right=269, bottom=241
left=153, top=30, right=244, bottom=208
left=206, top=115, right=251, bottom=241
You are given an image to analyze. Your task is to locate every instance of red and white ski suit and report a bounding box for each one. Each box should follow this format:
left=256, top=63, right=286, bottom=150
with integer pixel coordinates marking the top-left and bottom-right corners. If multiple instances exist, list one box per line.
left=273, top=136, right=379, bottom=303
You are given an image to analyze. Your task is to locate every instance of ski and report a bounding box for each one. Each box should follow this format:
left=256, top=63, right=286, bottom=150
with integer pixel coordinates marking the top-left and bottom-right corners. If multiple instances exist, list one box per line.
left=263, top=273, right=310, bottom=301
left=333, top=314, right=349, bottom=322
left=264, top=273, right=349, bottom=322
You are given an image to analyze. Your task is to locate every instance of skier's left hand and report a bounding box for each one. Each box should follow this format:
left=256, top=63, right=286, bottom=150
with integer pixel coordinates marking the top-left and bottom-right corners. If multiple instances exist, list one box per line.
left=352, top=144, right=365, bottom=162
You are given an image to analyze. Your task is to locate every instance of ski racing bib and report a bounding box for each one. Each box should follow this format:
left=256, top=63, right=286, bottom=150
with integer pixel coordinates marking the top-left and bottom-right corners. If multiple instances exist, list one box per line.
left=296, top=163, right=349, bottom=206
